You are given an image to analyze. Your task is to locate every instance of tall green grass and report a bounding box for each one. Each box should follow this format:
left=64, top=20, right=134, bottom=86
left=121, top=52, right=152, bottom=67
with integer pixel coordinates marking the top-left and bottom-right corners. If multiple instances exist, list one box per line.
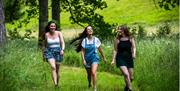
left=62, top=36, right=179, bottom=91
left=0, top=40, right=46, bottom=91
left=0, top=39, right=139, bottom=91
left=135, top=38, right=179, bottom=91
left=0, top=29, right=179, bottom=91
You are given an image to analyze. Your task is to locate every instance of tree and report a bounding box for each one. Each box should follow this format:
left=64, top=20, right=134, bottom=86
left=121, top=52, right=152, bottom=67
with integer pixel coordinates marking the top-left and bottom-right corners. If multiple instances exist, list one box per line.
left=153, top=0, right=179, bottom=10
left=38, top=0, right=48, bottom=47
left=4, top=0, right=116, bottom=41
left=0, top=0, right=6, bottom=46
left=52, top=0, right=60, bottom=30
left=3, top=0, right=22, bottom=22
left=60, top=0, right=116, bottom=40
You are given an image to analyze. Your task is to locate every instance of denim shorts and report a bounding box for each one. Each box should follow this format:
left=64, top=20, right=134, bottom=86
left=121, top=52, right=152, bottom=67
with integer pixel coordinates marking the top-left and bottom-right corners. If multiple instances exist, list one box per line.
left=84, top=61, right=99, bottom=69
left=44, top=47, right=63, bottom=63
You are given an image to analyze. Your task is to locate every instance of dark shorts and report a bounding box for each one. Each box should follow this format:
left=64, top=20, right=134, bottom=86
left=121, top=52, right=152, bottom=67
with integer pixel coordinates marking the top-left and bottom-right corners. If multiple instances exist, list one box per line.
left=116, top=57, right=134, bottom=68
left=44, top=47, right=63, bottom=63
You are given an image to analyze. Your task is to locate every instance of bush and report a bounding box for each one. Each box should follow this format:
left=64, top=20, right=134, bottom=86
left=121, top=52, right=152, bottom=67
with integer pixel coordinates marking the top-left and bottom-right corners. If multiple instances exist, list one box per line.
left=157, top=22, right=171, bottom=37
left=129, top=24, right=147, bottom=39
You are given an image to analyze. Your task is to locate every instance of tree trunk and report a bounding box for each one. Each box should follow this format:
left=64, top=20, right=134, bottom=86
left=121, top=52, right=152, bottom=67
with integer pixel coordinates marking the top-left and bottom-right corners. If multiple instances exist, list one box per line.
left=0, top=0, right=6, bottom=46
left=52, top=0, right=60, bottom=30
left=38, top=0, right=48, bottom=48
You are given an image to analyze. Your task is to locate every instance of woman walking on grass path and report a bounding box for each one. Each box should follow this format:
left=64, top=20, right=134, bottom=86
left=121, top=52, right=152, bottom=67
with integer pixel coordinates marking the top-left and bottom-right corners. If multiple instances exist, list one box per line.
left=42, top=21, right=65, bottom=87
left=111, top=25, right=136, bottom=91
left=71, top=26, right=107, bottom=91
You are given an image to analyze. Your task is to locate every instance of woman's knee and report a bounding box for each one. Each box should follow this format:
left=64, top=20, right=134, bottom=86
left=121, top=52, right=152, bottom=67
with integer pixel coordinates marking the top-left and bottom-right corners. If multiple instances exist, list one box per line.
left=51, top=66, right=56, bottom=71
left=91, top=71, right=96, bottom=77
left=123, top=73, right=129, bottom=78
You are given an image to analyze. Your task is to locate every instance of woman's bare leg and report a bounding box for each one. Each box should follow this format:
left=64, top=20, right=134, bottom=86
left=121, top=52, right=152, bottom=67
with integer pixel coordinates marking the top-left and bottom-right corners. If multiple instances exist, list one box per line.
left=48, top=59, right=57, bottom=85
left=120, top=66, right=132, bottom=90
left=91, top=64, right=98, bottom=91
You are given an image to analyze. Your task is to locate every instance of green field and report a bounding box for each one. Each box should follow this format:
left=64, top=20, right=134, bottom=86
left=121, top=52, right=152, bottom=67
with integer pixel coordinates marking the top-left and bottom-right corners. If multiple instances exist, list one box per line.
left=5, top=0, right=179, bottom=33
left=60, top=0, right=179, bottom=29
left=0, top=35, right=179, bottom=91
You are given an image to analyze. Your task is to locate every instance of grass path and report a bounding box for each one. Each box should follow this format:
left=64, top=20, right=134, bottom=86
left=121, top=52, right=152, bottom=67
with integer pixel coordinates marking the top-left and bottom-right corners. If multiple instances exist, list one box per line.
left=25, top=64, right=139, bottom=91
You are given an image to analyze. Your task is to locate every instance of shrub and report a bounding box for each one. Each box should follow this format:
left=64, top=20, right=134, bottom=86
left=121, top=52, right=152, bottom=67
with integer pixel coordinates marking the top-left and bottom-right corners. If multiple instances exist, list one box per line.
left=157, top=22, right=171, bottom=37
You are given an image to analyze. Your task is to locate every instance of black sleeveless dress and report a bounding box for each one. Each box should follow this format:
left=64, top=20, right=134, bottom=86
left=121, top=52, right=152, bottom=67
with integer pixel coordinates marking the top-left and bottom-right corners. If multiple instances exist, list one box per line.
left=116, top=39, right=134, bottom=68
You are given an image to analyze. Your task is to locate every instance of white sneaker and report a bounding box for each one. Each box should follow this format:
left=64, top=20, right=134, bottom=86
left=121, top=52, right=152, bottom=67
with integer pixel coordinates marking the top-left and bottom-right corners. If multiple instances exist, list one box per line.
left=94, top=88, right=97, bottom=91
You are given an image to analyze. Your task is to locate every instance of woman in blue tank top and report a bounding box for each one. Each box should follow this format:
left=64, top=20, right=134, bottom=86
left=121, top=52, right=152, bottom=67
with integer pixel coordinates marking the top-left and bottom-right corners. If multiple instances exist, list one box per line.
left=71, top=26, right=106, bottom=91
left=43, top=21, right=65, bottom=87
left=111, top=25, right=136, bottom=91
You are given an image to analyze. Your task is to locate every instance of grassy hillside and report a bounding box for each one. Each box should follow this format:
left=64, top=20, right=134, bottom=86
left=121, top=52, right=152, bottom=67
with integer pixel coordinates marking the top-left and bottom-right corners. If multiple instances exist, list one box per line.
left=60, top=0, right=178, bottom=29
left=5, top=0, right=179, bottom=33
left=98, top=0, right=178, bottom=25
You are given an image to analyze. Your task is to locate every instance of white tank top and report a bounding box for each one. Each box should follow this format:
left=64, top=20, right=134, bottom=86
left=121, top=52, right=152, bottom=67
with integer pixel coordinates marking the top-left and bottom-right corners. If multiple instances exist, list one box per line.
left=47, top=37, right=60, bottom=48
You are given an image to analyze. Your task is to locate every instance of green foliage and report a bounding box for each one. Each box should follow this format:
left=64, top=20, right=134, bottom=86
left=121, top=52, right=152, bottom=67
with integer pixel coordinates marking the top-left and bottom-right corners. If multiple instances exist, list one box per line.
left=157, top=22, right=171, bottom=37
left=8, top=28, right=34, bottom=40
left=4, top=0, right=38, bottom=40
left=158, top=0, right=179, bottom=10
left=24, top=29, right=33, bottom=39
left=4, top=0, right=22, bottom=22
left=63, top=50, right=82, bottom=67
left=4, top=0, right=38, bottom=23
left=4, top=0, right=117, bottom=40
left=128, top=24, right=147, bottom=39
left=138, top=25, right=146, bottom=38
left=8, top=28, right=22, bottom=39
left=60, top=0, right=116, bottom=40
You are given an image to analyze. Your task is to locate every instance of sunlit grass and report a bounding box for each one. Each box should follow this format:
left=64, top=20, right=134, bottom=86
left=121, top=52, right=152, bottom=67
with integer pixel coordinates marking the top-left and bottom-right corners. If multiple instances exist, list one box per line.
left=60, top=0, right=178, bottom=28
left=0, top=39, right=139, bottom=91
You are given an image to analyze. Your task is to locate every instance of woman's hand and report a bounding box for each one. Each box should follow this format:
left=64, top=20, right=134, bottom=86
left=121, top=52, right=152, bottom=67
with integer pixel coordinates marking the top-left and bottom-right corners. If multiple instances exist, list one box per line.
left=132, top=54, right=136, bottom=59
left=83, top=60, right=86, bottom=65
left=60, top=50, right=64, bottom=55
left=111, top=59, right=115, bottom=66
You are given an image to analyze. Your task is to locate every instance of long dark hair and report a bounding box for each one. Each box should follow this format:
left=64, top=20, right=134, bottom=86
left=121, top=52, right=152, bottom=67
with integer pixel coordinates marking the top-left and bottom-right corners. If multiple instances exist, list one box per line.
left=45, top=20, right=58, bottom=33
left=41, top=20, right=58, bottom=43
left=117, top=25, right=131, bottom=39
left=70, top=26, right=90, bottom=52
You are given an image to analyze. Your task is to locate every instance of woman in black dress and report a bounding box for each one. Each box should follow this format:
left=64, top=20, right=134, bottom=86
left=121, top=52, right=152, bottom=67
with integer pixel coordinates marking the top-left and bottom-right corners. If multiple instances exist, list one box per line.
left=111, top=25, right=136, bottom=91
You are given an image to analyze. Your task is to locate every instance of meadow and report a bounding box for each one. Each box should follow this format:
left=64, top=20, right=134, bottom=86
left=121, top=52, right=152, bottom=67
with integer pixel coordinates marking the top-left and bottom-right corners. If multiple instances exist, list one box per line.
left=0, top=39, right=140, bottom=91
left=0, top=32, right=179, bottom=91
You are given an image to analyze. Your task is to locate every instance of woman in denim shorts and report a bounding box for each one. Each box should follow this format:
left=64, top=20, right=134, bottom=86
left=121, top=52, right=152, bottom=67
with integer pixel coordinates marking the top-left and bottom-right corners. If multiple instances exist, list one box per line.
left=43, top=21, right=65, bottom=87
left=71, top=26, right=106, bottom=91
